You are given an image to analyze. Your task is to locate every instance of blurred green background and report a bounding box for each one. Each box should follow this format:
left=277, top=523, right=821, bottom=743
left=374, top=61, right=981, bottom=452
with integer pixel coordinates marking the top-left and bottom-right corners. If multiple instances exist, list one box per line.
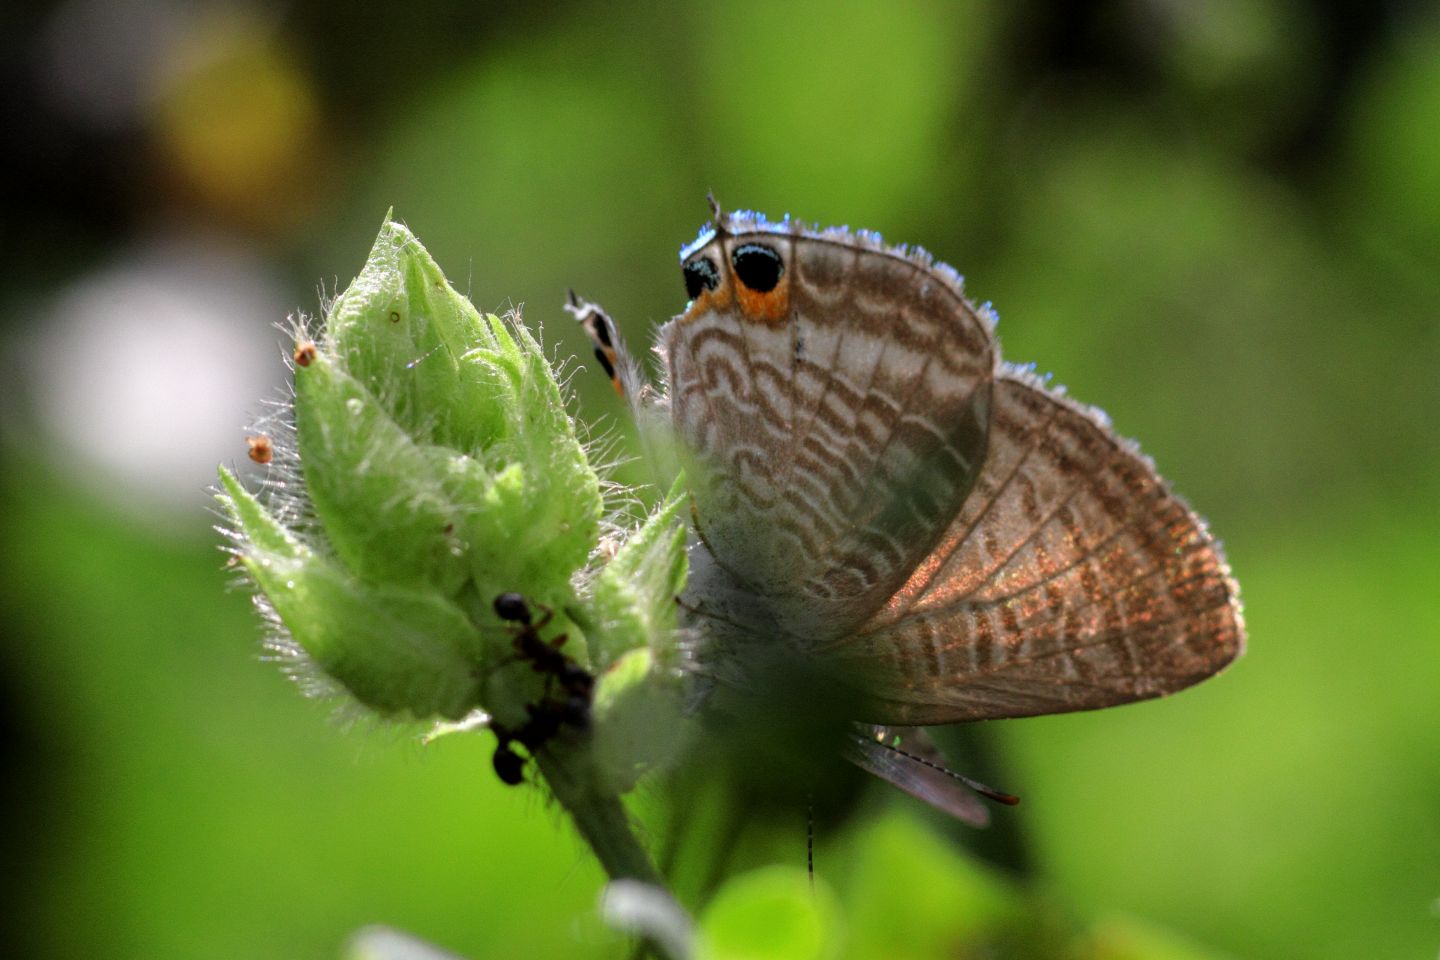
left=3, top=0, right=1438, bottom=957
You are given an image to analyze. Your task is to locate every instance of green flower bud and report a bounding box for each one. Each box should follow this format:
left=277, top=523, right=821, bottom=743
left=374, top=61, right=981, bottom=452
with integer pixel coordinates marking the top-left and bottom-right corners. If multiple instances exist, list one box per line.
left=582, top=484, right=691, bottom=792
left=584, top=482, right=688, bottom=670
left=325, top=217, right=505, bottom=452
left=290, top=349, right=476, bottom=594
left=306, top=220, right=604, bottom=610
left=218, top=467, right=482, bottom=719
left=218, top=218, right=611, bottom=720
left=219, top=217, right=692, bottom=898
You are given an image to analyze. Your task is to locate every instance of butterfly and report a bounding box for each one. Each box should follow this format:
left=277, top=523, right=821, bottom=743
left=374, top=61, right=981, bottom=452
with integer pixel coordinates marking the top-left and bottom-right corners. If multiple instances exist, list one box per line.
left=569, top=198, right=1244, bottom=824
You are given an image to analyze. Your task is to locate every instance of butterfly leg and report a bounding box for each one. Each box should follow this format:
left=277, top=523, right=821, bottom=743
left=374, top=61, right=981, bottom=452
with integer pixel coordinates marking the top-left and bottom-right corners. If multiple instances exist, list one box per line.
left=565, top=289, right=680, bottom=487
left=566, top=289, right=648, bottom=399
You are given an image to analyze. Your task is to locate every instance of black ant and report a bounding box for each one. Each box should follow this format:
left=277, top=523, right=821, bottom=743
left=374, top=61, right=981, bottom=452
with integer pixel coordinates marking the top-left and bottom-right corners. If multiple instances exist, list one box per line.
left=488, top=592, right=595, bottom=786
left=494, top=592, right=594, bottom=706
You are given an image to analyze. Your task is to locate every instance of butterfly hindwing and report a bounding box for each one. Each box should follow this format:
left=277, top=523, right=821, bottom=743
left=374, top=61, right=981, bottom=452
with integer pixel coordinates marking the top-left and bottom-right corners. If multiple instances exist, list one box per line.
left=823, top=371, right=1243, bottom=724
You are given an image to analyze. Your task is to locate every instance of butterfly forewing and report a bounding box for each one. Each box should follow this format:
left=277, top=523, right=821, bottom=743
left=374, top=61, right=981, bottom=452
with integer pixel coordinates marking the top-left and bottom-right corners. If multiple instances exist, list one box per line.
left=827, top=371, right=1243, bottom=724
left=662, top=219, right=996, bottom=639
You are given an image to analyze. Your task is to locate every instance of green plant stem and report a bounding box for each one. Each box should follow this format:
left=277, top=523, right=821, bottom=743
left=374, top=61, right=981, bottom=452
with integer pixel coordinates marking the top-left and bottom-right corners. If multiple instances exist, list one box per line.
left=534, top=740, right=662, bottom=886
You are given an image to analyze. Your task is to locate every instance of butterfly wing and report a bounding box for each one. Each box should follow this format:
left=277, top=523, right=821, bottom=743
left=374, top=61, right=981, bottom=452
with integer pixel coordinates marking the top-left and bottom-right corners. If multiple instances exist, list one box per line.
left=820, top=370, right=1244, bottom=724
left=663, top=218, right=996, bottom=640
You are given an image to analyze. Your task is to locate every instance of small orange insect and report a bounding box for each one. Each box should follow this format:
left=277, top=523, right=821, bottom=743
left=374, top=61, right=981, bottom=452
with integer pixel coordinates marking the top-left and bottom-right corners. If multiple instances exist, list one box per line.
left=246, top=434, right=274, bottom=464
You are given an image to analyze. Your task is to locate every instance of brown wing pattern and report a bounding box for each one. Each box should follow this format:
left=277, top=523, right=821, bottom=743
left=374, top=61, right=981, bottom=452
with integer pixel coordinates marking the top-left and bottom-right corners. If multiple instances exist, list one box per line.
left=663, top=222, right=995, bottom=638
left=821, top=370, right=1244, bottom=724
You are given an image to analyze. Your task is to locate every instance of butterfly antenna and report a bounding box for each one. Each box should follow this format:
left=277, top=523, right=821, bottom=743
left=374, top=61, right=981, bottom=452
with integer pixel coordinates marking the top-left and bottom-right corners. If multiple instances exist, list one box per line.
left=705, top=191, right=723, bottom=225
left=806, top=793, right=816, bottom=891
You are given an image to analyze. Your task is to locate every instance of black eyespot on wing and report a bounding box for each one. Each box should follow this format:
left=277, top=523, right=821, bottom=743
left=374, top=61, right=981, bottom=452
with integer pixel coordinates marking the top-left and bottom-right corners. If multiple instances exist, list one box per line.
left=683, top=256, right=721, bottom=300
left=732, top=243, right=784, bottom=293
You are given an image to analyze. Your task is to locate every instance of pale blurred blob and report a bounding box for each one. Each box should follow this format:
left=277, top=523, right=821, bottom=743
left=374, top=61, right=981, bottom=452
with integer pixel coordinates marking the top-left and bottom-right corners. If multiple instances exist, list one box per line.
left=346, top=926, right=468, bottom=960
left=41, top=0, right=326, bottom=231
left=1133, top=0, right=1317, bottom=151
left=150, top=9, right=326, bottom=229
left=25, top=232, right=288, bottom=524
left=39, top=0, right=199, bottom=130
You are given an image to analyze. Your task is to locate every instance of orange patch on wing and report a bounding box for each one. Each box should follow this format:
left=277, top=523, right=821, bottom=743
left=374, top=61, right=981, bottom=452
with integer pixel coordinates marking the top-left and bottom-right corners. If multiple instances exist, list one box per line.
left=684, top=283, right=734, bottom=321
left=736, top=275, right=790, bottom=326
